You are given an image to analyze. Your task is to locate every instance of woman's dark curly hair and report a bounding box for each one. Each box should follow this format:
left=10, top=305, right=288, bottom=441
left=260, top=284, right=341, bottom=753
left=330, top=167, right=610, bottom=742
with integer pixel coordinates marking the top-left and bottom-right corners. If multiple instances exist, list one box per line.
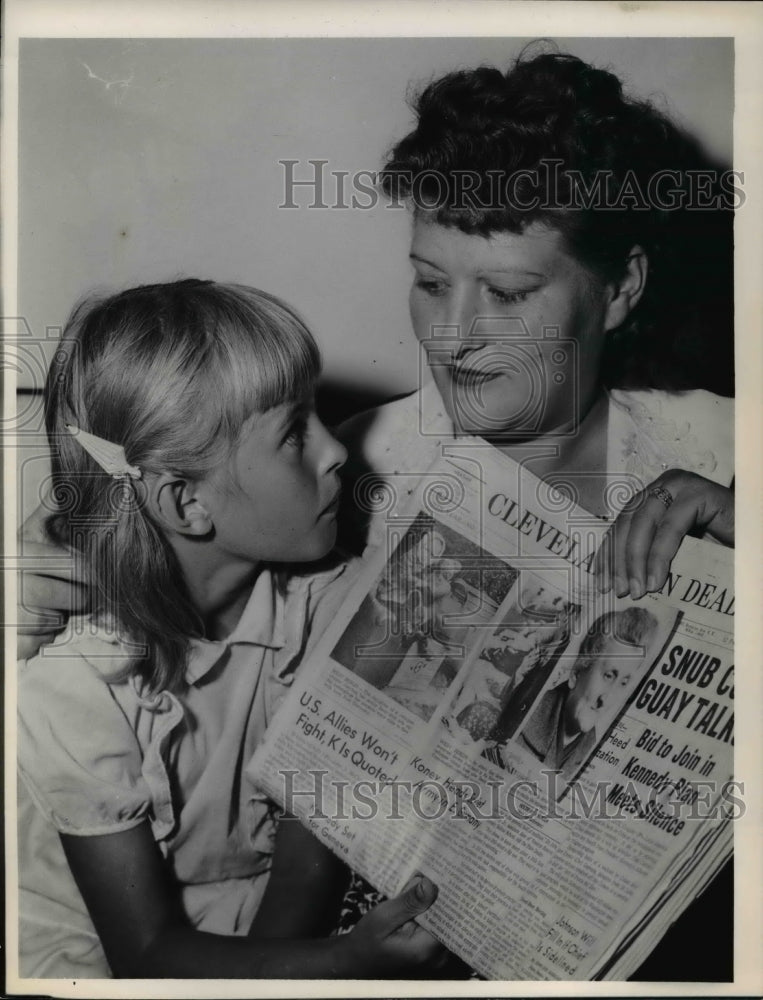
left=381, top=51, right=734, bottom=395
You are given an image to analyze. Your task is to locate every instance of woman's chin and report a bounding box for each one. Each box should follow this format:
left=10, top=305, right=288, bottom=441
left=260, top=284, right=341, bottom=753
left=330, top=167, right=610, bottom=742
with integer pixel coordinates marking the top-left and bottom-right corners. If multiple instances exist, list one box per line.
left=437, top=379, right=536, bottom=440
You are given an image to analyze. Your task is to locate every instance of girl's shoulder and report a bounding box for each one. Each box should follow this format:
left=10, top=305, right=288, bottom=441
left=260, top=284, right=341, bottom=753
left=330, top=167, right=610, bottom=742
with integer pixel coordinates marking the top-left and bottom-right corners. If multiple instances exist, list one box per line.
left=19, top=617, right=134, bottom=689
left=18, top=621, right=161, bottom=836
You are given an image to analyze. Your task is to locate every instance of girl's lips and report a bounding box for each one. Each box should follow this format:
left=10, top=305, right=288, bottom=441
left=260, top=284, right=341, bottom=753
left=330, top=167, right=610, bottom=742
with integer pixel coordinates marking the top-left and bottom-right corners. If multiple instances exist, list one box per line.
left=319, top=490, right=342, bottom=517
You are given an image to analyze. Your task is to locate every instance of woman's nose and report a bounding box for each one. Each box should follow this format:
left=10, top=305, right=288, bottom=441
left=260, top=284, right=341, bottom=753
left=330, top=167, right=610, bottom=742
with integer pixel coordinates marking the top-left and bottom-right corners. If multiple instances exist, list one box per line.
left=456, top=292, right=503, bottom=360
left=443, top=285, right=480, bottom=340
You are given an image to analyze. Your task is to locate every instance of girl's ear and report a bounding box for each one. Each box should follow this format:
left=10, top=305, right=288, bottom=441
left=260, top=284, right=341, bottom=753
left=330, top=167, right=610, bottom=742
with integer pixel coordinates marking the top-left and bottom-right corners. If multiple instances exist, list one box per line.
left=603, top=246, right=648, bottom=332
left=149, top=474, right=214, bottom=537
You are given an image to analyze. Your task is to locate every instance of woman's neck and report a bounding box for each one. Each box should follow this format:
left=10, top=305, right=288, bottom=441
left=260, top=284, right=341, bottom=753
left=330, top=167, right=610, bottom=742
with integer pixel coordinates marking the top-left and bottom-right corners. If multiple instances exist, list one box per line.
left=171, top=537, right=260, bottom=640
left=491, top=388, right=611, bottom=515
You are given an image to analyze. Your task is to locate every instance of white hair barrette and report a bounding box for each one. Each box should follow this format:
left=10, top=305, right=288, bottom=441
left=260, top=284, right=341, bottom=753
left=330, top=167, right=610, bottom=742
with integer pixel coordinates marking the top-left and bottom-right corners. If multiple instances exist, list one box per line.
left=65, top=425, right=142, bottom=479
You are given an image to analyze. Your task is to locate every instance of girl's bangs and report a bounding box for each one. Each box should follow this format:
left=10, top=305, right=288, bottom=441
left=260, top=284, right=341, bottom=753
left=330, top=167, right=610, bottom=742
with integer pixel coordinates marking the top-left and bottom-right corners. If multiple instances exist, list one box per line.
left=199, top=285, right=322, bottom=442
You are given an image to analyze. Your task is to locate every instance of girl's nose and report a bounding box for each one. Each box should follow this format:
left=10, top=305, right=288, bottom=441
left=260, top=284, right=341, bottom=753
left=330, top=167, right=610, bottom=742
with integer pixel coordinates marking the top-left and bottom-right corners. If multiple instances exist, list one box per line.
left=318, top=418, right=347, bottom=473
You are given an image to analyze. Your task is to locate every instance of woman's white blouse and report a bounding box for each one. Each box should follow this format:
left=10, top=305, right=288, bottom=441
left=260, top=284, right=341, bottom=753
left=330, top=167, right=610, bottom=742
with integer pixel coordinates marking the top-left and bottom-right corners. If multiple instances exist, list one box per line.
left=339, top=381, right=734, bottom=551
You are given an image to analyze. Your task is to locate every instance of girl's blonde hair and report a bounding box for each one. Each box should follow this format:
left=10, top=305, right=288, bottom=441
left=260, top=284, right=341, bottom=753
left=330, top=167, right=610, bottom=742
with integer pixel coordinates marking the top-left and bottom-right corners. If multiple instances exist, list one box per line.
left=45, top=279, right=321, bottom=692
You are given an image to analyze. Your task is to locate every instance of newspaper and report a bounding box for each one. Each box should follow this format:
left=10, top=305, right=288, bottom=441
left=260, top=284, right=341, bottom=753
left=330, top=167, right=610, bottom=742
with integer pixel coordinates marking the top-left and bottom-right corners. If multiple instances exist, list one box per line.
left=249, top=443, right=735, bottom=981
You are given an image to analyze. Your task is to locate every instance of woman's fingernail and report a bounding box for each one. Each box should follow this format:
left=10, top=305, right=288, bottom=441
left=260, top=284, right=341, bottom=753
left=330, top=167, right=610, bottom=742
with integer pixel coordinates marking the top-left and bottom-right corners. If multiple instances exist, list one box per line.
left=614, top=576, right=627, bottom=596
left=646, top=574, right=657, bottom=592
left=629, top=578, right=642, bottom=600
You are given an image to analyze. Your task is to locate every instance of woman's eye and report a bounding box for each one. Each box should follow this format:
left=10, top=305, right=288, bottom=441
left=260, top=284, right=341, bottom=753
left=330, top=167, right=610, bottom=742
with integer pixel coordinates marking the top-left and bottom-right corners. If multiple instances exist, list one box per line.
left=486, top=286, right=530, bottom=306
left=414, top=277, right=448, bottom=297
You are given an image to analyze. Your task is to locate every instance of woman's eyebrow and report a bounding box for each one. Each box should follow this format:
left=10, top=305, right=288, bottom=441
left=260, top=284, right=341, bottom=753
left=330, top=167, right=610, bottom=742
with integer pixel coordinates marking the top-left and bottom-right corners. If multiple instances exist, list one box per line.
left=409, top=252, right=446, bottom=270
left=480, top=268, right=547, bottom=281
left=409, top=252, right=546, bottom=280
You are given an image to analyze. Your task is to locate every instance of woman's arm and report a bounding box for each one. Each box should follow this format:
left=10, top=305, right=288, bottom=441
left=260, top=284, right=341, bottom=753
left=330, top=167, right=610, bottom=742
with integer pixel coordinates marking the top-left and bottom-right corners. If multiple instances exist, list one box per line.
left=61, top=822, right=443, bottom=978
left=248, top=814, right=350, bottom=939
left=595, top=471, right=734, bottom=599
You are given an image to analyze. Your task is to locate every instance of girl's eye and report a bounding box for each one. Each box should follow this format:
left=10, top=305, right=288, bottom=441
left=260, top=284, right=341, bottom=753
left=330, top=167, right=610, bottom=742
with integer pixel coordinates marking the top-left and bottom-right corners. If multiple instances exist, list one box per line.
left=486, top=286, right=530, bottom=306
left=284, top=417, right=308, bottom=451
left=414, top=277, right=448, bottom=297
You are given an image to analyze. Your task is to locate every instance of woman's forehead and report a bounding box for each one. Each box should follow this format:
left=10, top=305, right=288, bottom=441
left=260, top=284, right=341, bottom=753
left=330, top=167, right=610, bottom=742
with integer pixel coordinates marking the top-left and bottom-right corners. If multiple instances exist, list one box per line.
left=409, top=218, right=573, bottom=277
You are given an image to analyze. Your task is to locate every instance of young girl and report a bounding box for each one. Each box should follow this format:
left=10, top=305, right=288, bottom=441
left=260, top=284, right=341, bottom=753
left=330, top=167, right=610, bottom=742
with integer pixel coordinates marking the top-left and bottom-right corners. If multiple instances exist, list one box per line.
left=17, top=279, right=443, bottom=979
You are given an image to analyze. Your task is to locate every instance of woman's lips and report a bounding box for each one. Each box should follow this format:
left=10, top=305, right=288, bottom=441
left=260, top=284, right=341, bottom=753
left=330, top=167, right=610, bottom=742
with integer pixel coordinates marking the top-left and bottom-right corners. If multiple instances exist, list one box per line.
left=449, top=354, right=523, bottom=385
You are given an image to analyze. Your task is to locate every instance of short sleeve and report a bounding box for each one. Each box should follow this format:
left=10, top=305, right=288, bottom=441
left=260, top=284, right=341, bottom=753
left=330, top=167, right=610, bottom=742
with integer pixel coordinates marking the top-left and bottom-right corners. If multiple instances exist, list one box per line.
left=18, top=648, right=151, bottom=836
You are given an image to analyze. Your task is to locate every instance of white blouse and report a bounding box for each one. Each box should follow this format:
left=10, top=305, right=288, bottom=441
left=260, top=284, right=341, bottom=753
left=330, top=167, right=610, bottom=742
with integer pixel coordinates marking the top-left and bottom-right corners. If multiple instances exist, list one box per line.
left=338, top=381, right=734, bottom=551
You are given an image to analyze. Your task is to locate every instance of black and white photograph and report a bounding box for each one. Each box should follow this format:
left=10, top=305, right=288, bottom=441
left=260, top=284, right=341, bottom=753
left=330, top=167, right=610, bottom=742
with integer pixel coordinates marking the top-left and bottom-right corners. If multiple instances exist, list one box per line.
left=4, top=0, right=760, bottom=992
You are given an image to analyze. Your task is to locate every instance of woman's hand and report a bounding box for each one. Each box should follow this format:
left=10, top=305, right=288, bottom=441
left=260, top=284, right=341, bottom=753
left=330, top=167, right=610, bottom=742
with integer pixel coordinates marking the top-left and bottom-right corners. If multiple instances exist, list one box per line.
left=16, top=503, right=88, bottom=659
left=16, top=539, right=87, bottom=660
left=339, top=874, right=447, bottom=977
left=595, top=470, right=734, bottom=600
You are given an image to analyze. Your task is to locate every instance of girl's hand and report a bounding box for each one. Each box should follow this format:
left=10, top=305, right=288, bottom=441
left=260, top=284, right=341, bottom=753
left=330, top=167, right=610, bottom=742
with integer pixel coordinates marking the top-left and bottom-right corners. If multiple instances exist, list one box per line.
left=340, top=874, right=447, bottom=976
left=61, top=823, right=440, bottom=978
left=595, top=471, right=734, bottom=600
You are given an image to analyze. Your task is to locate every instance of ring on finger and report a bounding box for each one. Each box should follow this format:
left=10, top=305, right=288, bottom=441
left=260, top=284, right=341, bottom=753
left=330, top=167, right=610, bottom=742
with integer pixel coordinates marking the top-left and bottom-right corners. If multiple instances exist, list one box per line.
left=648, top=485, right=674, bottom=510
